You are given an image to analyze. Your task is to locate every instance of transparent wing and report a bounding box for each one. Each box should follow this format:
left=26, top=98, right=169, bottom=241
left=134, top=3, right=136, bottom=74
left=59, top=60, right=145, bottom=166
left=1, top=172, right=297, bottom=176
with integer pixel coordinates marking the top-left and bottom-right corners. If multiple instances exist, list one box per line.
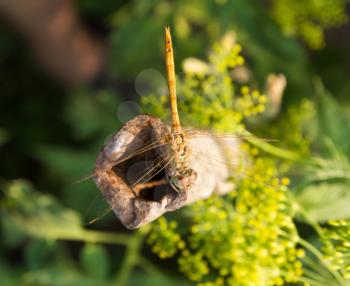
left=186, top=128, right=278, bottom=142
left=186, top=140, right=276, bottom=189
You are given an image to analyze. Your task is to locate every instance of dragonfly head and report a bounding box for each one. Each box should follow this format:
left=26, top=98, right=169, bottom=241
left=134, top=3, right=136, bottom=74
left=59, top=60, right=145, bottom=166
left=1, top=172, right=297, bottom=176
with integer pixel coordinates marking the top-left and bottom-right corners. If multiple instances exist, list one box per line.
left=170, top=168, right=197, bottom=191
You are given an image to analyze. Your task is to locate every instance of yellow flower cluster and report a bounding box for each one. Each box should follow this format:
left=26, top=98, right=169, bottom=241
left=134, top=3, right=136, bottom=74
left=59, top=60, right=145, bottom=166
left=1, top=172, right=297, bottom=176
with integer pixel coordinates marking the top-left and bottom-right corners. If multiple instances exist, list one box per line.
left=178, top=251, right=209, bottom=281
left=210, top=43, right=245, bottom=72
left=198, top=278, right=225, bottom=286
left=147, top=217, right=184, bottom=259
left=177, top=42, right=267, bottom=133
left=235, top=86, right=267, bottom=117
left=173, top=156, right=302, bottom=285
left=229, top=157, right=303, bottom=285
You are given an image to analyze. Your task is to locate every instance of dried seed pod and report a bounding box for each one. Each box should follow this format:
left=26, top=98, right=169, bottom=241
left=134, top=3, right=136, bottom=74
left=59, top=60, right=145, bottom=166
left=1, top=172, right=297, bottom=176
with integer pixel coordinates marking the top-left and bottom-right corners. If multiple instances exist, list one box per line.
left=93, top=115, right=239, bottom=229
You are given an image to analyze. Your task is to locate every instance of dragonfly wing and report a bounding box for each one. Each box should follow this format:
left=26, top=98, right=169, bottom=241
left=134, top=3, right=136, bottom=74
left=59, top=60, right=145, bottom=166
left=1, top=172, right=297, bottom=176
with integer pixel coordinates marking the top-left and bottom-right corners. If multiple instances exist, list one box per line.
left=185, top=133, right=239, bottom=202
left=186, top=129, right=277, bottom=142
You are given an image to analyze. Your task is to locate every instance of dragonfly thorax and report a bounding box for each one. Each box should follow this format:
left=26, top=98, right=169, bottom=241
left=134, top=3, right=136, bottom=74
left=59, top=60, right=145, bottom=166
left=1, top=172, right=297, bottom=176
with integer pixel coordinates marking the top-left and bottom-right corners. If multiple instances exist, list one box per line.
left=170, top=132, right=187, bottom=167
left=169, top=132, right=197, bottom=190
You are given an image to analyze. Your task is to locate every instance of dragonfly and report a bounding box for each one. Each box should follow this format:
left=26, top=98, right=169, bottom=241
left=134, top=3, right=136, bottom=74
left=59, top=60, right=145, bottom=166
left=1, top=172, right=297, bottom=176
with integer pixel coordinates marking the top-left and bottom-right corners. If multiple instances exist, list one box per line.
left=88, top=27, right=275, bottom=227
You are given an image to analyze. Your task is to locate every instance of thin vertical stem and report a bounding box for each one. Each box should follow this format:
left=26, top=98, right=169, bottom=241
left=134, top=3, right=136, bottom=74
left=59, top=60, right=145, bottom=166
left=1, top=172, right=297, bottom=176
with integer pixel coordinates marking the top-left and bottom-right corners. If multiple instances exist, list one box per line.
left=114, top=229, right=149, bottom=286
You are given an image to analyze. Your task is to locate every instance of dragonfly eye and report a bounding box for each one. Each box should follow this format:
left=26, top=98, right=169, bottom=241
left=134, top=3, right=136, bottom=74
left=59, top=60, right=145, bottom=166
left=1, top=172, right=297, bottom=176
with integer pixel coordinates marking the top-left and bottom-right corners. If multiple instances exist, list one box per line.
left=171, top=169, right=197, bottom=190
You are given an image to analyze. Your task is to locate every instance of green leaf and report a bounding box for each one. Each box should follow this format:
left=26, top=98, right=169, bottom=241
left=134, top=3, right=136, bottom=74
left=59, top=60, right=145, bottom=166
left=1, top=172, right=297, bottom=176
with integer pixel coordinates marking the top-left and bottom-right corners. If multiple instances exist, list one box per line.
left=297, top=183, right=350, bottom=222
left=295, top=138, right=350, bottom=224
left=110, top=15, right=171, bottom=78
left=315, top=79, right=350, bottom=156
left=0, top=259, right=20, bottom=286
left=21, top=262, right=110, bottom=286
left=80, top=244, right=109, bottom=279
left=303, top=139, right=350, bottom=184
left=64, top=88, right=121, bottom=140
left=1, top=210, right=26, bottom=248
left=34, top=146, right=112, bottom=221
left=1, top=180, right=84, bottom=240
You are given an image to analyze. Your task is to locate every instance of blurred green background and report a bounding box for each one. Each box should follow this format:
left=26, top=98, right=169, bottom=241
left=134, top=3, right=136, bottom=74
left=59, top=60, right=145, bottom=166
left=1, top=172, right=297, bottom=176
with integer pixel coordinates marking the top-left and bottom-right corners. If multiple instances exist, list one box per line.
left=1, top=0, right=350, bottom=285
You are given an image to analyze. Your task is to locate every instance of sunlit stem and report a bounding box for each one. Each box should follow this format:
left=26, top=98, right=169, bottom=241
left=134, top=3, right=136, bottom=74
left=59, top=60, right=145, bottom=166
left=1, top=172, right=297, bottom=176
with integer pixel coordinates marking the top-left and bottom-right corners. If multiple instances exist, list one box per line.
left=114, top=226, right=150, bottom=286
left=35, top=228, right=130, bottom=245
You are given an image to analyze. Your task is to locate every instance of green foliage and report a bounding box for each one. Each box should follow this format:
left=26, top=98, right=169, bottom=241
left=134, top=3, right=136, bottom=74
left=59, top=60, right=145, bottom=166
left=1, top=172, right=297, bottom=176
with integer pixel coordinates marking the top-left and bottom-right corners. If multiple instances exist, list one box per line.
left=35, top=88, right=123, bottom=218
left=24, top=240, right=59, bottom=271
left=1, top=181, right=111, bottom=286
left=1, top=180, right=83, bottom=240
left=126, top=272, right=191, bottom=286
left=21, top=263, right=110, bottom=286
left=292, top=87, right=350, bottom=224
left=0, top=259, right=19, bottom=286
left=263, top=99, right=316, bottom=157
left=108, top=0, right=314, bottom=103
left=297, top=183, right=350, bottom=222
left=0, top=179, right=186, bottom=285
left=315, top=80, right=350, bottom=157
left=271, top=0, right=348, bottom=49
left=80, top=244, right=110, bottom=279
left=64, top=88, right=122, bottom=141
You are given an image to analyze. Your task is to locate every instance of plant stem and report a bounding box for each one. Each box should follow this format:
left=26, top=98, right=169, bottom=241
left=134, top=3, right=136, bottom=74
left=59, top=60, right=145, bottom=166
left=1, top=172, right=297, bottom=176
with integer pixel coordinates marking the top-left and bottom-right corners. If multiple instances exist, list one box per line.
left=139, top=256, right=165, bottom=277
left=37, top=228, right=130, bottom=245
left=38, top=224, right=151, bottom=286
left=114, top=228, right=149, bottom=286
left=303, top=255, right=331, bottom=277
left=303, top=268, right=332, bottom=285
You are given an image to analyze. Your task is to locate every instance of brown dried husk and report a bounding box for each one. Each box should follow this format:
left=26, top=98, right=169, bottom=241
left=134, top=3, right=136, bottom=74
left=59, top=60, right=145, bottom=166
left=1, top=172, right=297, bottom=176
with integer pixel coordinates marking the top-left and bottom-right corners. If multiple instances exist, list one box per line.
left=93, top=115, right=240, bottom=229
